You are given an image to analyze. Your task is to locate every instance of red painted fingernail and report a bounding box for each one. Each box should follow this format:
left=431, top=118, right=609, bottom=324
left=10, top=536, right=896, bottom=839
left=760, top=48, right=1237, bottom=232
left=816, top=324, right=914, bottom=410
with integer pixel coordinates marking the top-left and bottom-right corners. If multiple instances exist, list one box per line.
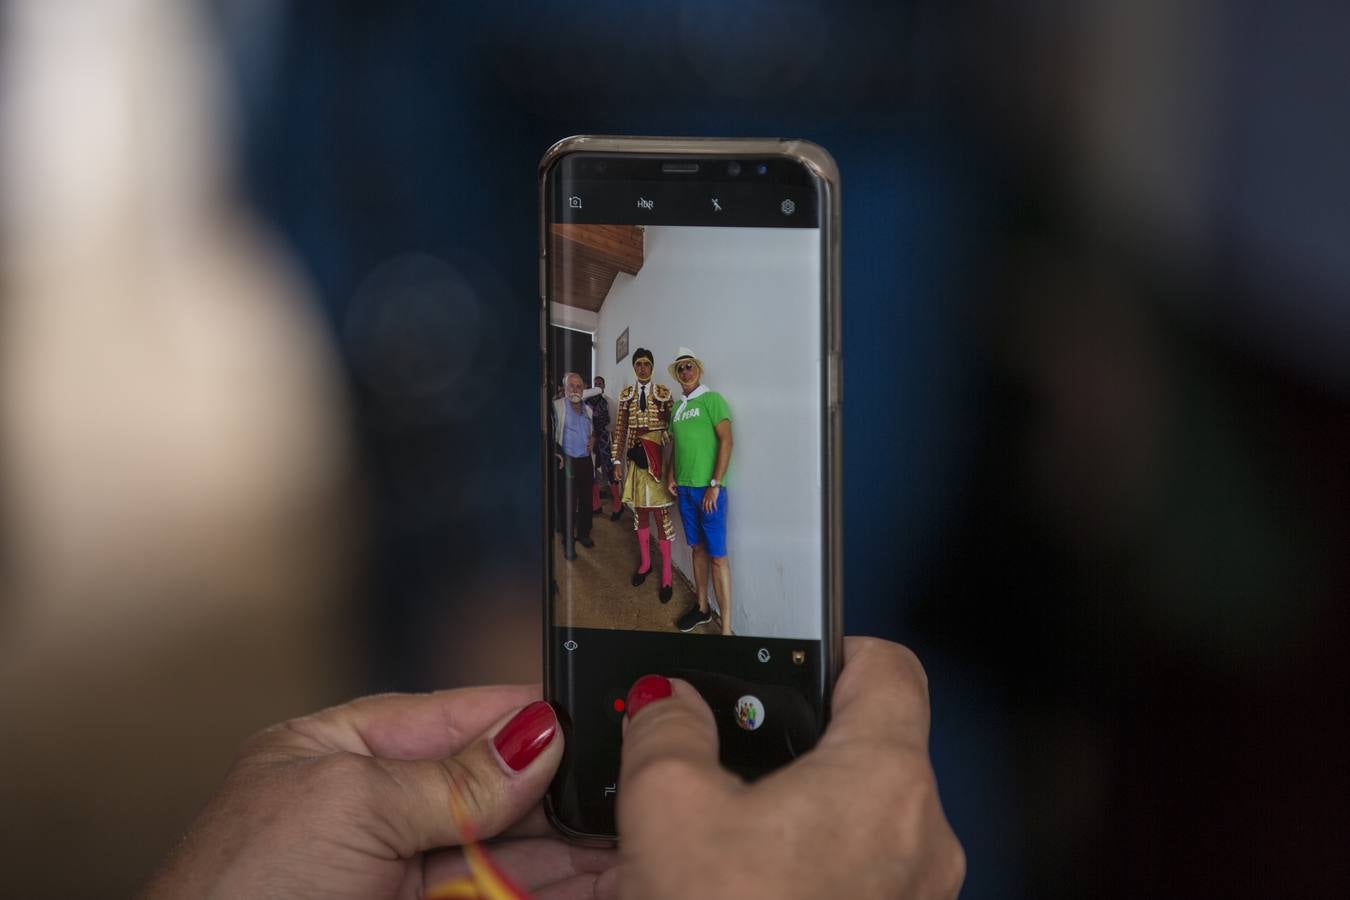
left=626, top=674, right=673, bottom=719
left=493, top=701, right=557, bottom=772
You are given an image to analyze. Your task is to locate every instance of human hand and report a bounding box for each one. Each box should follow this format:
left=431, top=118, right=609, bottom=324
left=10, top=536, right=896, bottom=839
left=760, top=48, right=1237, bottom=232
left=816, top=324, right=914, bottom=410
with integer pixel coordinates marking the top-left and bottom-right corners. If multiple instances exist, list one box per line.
left=613, top=462, right=623, bottom=481
left=664, top=477, right=677, bottom=496
left=613, top=638, right=965, bottom=899
left=142, top=686, right=615, bottom=900
left=556, top=452, right=565, bottom=470
left=701, top=485, right=720, bottom=514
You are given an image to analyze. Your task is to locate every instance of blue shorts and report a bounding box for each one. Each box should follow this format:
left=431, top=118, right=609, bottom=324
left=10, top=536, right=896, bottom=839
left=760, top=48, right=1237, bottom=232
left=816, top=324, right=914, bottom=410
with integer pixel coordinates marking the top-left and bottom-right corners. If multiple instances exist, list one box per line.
left=677, top=486, right=729, bottom=557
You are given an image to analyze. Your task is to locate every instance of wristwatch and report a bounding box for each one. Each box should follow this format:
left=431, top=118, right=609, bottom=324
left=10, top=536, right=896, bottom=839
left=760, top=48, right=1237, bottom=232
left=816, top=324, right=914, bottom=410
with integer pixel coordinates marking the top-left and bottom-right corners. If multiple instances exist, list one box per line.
left=709, top=478, right=720, bottom=488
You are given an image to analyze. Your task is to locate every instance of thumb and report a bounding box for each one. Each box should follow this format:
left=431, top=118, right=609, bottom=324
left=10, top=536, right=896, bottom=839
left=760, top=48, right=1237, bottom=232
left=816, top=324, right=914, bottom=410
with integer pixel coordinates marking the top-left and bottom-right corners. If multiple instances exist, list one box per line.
left=617, top=676, right=735, bottom=828
left=365, top=700, right=562, bottom=856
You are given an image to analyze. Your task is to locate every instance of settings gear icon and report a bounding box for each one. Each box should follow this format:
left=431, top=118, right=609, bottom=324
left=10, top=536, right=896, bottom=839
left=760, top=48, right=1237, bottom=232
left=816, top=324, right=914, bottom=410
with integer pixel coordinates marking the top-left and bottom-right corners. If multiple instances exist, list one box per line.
left=780, top=199, right=796, bottom=216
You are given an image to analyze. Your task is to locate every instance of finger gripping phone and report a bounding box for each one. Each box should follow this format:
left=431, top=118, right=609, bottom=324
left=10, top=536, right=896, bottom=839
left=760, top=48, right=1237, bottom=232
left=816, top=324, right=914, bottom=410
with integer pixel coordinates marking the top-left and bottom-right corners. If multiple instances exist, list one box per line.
left=539, top=136, right=842, bottom=841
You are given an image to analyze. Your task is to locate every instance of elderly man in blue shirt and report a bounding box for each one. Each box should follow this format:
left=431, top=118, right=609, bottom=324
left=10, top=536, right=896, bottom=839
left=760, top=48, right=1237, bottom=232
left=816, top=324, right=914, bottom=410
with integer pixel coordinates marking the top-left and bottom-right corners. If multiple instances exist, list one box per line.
left=553, top=371, right=596, bottom=561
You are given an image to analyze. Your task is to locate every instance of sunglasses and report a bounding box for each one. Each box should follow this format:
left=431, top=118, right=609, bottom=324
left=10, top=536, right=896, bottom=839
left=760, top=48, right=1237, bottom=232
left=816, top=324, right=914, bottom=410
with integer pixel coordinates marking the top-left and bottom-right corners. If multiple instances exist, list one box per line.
left=676, top=362, right=699, bottom=373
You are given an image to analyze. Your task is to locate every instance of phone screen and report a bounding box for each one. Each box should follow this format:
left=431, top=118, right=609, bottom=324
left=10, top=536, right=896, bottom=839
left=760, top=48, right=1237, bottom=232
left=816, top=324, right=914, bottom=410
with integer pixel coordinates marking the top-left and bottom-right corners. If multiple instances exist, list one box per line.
left=542, top=146, right=836, bottom=839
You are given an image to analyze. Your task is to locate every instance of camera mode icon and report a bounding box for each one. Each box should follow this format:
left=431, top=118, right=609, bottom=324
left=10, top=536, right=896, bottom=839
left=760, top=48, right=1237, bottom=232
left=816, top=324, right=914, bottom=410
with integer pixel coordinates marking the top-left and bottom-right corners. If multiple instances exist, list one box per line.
left=735, top=695, right=766, bottom=732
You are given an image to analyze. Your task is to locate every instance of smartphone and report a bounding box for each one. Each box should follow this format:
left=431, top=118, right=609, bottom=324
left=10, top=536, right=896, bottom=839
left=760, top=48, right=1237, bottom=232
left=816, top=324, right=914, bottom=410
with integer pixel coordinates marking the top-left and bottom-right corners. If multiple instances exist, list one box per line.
left=538, top=136, right=842, bottom=842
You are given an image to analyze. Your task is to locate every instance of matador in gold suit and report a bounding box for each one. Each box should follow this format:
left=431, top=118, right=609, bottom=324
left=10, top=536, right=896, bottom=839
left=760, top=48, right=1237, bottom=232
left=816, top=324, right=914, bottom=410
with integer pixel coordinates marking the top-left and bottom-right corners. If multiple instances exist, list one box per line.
left=611, top=347, right=676, bottom=603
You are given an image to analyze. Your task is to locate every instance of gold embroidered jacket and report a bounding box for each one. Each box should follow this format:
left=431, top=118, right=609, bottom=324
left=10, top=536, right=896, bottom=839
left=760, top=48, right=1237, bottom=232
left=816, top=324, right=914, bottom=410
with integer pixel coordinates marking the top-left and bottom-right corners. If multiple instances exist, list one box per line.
left=610, top=381, right=672, bottom=461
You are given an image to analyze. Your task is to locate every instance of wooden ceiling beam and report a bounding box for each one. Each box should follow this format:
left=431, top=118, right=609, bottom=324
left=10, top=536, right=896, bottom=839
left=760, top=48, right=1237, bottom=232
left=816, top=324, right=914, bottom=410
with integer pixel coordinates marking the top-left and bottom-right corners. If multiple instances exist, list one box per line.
left=551, top=224, right=644, bottom=275
left=550, top=256, right=618, bottom=313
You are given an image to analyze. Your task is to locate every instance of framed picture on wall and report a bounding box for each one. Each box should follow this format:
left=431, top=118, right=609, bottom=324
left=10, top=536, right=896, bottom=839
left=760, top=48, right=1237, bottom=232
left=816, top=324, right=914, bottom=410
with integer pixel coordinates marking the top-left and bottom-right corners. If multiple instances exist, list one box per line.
left=616, top=326, right=629, bottom=364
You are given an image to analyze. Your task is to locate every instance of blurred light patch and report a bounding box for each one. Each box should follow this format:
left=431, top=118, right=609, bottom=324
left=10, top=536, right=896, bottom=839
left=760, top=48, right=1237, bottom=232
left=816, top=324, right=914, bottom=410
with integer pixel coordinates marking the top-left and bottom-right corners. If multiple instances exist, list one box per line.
left=0, top=2, right=358, bottom=896
left=347, top=252, right=486, bottom=414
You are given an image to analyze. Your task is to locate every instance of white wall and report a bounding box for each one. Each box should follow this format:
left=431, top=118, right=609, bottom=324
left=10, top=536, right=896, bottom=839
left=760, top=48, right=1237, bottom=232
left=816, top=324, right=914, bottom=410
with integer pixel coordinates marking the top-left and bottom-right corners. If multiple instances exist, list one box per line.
left=594, top=226, right=822, bottom=640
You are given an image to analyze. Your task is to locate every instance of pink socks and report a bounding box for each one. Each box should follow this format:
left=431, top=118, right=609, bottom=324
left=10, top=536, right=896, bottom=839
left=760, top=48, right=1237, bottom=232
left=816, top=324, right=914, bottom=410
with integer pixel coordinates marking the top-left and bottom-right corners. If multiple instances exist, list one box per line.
left=659, top=539, right=672, bottom=587
left=636, top=527, right=651, bottom=574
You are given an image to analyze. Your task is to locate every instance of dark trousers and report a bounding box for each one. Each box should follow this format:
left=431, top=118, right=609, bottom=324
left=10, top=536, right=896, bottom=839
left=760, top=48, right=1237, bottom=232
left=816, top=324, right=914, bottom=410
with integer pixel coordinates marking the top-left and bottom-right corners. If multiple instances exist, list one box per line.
left=557, top=454, right=593, bottom=551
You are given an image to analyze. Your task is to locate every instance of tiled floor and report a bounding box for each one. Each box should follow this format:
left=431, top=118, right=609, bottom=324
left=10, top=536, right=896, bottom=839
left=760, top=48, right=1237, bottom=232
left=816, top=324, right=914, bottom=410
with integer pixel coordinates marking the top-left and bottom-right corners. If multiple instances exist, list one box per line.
left=553, top=504, right=722, bottom=635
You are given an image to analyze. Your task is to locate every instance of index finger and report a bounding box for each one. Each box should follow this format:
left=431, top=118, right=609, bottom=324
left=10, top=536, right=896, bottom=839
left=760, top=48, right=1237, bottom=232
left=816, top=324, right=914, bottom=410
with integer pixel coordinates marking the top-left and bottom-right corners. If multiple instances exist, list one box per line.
left=254, top=684, right=541, bottom=760
left=818, top=637, right=931, bottom=752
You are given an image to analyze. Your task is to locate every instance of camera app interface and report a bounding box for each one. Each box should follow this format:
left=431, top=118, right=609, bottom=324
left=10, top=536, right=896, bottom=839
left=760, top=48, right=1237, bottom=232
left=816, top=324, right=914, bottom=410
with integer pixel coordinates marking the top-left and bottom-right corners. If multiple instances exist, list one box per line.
left=549, top=181, right=823, bottom=642
left=545, top=153, right=829, bottom=834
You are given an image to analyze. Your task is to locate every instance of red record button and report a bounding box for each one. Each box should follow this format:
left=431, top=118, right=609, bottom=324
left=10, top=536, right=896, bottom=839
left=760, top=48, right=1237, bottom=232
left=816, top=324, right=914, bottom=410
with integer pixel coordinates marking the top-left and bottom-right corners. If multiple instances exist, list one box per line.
left=605, top=689, right=627, bottom=722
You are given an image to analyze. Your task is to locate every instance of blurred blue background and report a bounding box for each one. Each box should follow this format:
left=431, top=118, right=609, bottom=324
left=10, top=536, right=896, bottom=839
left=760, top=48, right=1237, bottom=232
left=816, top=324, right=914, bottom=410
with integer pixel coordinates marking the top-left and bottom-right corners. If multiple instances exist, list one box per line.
left=2, top=1, right=1347, bottom=897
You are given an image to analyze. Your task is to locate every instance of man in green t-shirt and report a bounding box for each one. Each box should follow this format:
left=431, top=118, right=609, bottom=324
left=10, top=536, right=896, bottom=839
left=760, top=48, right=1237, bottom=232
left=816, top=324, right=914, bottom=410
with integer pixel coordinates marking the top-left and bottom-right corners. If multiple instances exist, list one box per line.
left=664, top=347, right=734, bottom=635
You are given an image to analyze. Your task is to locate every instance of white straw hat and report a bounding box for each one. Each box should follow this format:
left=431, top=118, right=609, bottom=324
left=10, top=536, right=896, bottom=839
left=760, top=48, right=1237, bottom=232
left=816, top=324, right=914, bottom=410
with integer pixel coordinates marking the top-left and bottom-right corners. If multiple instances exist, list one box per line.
left=667, top=347, right=704, bottom=380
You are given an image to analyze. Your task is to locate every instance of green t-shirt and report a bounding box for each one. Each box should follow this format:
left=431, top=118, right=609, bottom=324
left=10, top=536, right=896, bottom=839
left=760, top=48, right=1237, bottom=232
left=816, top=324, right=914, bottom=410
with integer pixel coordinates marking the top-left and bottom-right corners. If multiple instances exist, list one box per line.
left=670, top=389, right=732, bottom=487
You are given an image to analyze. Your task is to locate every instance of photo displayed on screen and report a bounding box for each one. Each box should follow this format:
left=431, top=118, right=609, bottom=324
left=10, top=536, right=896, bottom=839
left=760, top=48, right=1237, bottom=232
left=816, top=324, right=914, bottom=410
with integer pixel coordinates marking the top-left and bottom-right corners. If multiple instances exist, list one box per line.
left=549, top=222, right=823, bottom=641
